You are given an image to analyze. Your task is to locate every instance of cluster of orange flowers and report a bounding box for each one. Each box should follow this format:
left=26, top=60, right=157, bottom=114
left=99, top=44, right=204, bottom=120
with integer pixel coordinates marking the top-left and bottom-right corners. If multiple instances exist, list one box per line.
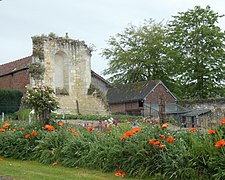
left=25, top=131, right=38, bottom=139
left=121, top=127, right=141, bottom=140
left=149, top=135, right=175, bottom=149
left=0, top=122, right=11, bottom=132
left=0, top=122, right=26, bottom=133
left=68, top=127, right=78, bottom=136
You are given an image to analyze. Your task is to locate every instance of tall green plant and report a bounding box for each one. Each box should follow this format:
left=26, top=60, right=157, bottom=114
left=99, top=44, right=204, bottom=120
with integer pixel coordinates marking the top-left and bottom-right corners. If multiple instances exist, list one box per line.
left=22, top=86, right=59, bottom=125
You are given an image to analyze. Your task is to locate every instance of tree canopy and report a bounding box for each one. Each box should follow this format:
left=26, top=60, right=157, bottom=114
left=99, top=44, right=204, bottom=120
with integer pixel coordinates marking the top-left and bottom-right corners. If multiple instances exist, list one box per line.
left=102, top=6, right=225, bottom=100
left=167, top=5, right=225, bottom=99
left=102, top=19, right=170, bottom=85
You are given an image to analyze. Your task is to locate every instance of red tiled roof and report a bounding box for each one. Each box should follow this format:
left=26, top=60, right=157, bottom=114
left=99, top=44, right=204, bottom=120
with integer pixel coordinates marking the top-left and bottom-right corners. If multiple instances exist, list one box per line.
left=0, top=56, right=32, bottom=76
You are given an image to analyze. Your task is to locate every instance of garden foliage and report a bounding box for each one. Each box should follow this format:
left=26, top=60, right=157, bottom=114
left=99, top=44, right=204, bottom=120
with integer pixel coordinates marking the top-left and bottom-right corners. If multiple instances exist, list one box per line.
left=1, top=119, right=225, bottom=179
left=0, top=89, right=23, bottom=114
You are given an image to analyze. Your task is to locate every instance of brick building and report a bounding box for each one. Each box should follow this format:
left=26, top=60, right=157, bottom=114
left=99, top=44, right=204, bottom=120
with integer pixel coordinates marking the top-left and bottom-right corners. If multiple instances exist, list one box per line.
left=107, top=80, right=177, bottom=116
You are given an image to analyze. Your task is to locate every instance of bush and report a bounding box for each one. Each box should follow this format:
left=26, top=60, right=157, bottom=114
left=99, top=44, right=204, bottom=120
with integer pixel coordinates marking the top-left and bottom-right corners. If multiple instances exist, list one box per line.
left=0, top=89, right=23, bottom=114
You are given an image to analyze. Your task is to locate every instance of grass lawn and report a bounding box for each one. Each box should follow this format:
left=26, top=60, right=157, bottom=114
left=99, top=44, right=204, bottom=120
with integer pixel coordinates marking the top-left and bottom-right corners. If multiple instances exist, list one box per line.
left=0, top=158, right=136, bottom=180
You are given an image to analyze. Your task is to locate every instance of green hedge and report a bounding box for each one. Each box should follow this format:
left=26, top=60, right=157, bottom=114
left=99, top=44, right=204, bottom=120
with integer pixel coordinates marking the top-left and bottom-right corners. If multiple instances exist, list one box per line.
left=0, top=89, right=23, bottom=114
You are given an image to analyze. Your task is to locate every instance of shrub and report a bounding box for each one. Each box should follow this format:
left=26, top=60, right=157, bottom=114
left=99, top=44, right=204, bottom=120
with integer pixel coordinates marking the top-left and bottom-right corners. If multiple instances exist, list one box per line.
left=0, top=89, right=23, bottom=114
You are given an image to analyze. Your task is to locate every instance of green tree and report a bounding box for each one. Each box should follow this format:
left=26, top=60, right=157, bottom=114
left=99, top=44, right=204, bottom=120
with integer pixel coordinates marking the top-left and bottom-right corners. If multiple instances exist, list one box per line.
left=167, top=6, right=225, bottom=99
left=102, top=19, right=170, bottom=85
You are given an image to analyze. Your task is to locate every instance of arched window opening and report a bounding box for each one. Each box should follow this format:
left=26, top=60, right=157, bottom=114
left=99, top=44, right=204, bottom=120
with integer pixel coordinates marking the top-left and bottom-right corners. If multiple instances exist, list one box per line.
left=54, top=51, right=69, bottom=95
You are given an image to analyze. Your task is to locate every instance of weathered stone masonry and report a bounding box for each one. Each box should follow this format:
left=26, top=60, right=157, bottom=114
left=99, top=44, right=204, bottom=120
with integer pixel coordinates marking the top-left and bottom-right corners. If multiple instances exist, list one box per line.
left=31, top=35, right=108, bottom=115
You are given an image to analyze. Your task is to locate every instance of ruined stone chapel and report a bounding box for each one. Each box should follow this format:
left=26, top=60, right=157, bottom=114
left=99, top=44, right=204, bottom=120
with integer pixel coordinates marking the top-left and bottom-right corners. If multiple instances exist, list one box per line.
left=0, top=34, right=110, bottom=115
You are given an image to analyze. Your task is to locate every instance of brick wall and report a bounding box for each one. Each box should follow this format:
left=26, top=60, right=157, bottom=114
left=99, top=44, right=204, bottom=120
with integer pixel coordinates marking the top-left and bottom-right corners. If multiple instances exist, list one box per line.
left=0, top=69, right=29, bottom=92
left=145, top=84, right=176, bottom=104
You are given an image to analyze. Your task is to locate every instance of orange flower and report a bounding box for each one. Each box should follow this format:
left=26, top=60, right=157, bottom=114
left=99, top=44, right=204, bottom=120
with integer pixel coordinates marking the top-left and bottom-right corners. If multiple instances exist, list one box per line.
left=167, top=137, right=174, bottom=143
left=3, top=122, right=10, bottom=129
left=132, top=127, right=141, bottom=133
left=208, top=129, right=215, bottom=135
left=73, top=132, right=78, bottom=136
left=58, top=121, right=64, bottom=127
left=87, top=126, right=94, bottom=131
left=124, top=130, right=134, bottom=137
left=114, top=170, right=125, bottom=177
left=20, top=127, right=25, bottom=131
left=31, top=131, right=37, bottom=136
left=25, top=134, right=31, bottom=139
left=159, top=144, right=164, bottom=149
left=48, top=125, right=55, bottom=131
left=162, top=123, right=168, bottom=128
left=51, top=162, right=58, bottom=166
left=215, top=140, right=225, bottom=147
left=149, top=139, right=155, bottom=144
left=44, top=125, right=55, bottom=131
left=160, top=135, right=165, bottom=140
left=154, top=140, right=160, bottom=146
left=189, top=128, right=196, bottom=133
left=0, top=129, right=6, bottom=132
left=221, top=118, right=225, bottom=125
left=121, top=135, right=126, bottom=140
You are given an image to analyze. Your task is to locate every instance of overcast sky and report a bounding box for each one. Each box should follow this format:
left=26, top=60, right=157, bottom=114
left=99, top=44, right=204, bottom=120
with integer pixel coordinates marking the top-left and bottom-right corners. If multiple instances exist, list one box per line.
left=0, top=0, right=225, bottom=77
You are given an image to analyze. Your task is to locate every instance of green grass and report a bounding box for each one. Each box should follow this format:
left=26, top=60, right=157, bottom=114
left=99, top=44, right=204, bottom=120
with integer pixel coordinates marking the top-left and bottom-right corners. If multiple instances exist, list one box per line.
left=0, top=158, right=135, bottom=180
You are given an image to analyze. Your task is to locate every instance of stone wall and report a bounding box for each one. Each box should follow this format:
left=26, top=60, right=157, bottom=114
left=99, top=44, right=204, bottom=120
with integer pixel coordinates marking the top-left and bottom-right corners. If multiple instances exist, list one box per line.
left=31, top=34, right=108, bottom=115
left=179, top=99, right=225, bottom=127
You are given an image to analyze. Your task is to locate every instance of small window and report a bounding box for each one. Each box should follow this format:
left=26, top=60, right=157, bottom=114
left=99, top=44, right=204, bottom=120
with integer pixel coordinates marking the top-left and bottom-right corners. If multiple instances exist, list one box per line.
left=139, top=100, right=144, bottom=107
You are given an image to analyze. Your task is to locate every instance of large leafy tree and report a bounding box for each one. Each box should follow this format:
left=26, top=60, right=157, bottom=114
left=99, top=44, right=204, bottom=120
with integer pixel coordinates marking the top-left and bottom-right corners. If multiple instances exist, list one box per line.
left=102, top=19, right=170, bottom=85
left=167, top=6, right=225, bottom=99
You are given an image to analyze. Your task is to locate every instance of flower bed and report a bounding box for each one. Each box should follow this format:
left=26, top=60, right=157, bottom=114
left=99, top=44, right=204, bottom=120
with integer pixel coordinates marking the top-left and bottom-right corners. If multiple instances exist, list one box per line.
left=0, top=119, right=225, bottom=179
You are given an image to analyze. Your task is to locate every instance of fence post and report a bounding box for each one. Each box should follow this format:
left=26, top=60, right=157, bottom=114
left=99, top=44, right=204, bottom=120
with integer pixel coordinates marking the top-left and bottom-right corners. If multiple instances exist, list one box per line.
left=2, top=112, right=4, bottom=122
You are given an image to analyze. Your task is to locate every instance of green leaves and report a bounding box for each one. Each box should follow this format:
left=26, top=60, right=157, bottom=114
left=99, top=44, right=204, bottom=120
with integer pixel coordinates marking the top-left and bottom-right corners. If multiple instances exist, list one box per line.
left=167, top=6, right=225, bottom=99
left=102, top=19, right=170, bottom=85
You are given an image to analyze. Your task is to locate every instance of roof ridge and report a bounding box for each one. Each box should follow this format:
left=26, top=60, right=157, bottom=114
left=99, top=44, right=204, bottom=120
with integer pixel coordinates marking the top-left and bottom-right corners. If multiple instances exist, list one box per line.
left=0, top=55, right=32, bottom=66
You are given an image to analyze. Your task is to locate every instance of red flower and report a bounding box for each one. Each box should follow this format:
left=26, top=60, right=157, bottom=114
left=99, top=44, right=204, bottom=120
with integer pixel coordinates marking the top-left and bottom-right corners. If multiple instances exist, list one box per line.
left=121, top=135, right=126, bottom=140
left=221, top=118, right=225, bottom=125
left=20, top=127, right=25, bottom=131
left=159, top=144, right=164, bottom=149
left=132, top=127, right=141, bottom=133
left=160, top=135, right=165, bottom=140
left=25, top=134, right=31, bottom=139
left=87, top=126, right=94, bottom=131
left=154, top=140, right=161, bottom=146
left=31, top=131, right=37, bottom=136
left=124, top=130, right=134, bottom=137
left=73, top=132, right=78, bottom=136
left=215, top=140, right=225, bottom=147
left=189, top=128, right=196, bottom=132
left=208, top=129, right=215, bottom=135
left=167, top=137, right=174, bottom=143
left=44, top=125, right=55, bottom=131
left=0, top=129, right=6, bottom=132
left=149, top=139, right=155, bottom=144
left=114, top=170, right=125, bottom=177
left=3, top=122, right=10, bottom=129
